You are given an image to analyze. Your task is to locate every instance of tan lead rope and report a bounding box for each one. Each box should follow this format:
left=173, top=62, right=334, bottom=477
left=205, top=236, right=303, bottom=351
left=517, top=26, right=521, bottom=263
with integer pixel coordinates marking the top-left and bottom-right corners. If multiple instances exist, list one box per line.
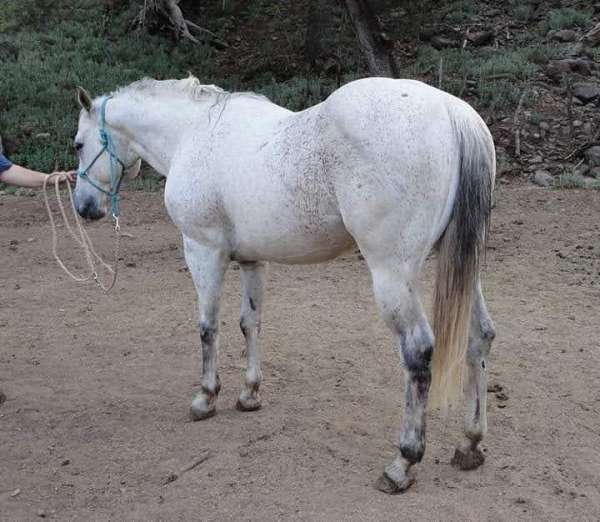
left=43, top=173, right=120, bottom=293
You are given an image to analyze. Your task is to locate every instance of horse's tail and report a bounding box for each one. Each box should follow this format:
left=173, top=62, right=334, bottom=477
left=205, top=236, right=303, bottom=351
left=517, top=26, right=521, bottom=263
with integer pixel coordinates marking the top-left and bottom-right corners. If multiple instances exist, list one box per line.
left=429, top=105, right=495, bottom=410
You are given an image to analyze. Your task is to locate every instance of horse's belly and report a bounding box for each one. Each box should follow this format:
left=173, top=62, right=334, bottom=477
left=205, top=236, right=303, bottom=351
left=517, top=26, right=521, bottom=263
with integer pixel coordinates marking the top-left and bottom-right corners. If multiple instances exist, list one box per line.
left=232, top=215, right=355, bottom=264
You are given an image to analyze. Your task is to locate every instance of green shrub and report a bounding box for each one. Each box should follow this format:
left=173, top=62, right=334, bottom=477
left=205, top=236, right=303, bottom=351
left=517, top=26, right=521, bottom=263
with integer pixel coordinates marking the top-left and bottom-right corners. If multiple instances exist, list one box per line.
left=555, top=173, right=600, bottom=190
left=477, top=79, right=522, bottom=111
left=547, top=8, right=592, bottom=30
left=0, top=5, right=216, bottom=174
left=513, top=4, right=532, bottom=22
left=478, top=49, right=538, bottom=80
left=441, top=0, right=478, bottom=25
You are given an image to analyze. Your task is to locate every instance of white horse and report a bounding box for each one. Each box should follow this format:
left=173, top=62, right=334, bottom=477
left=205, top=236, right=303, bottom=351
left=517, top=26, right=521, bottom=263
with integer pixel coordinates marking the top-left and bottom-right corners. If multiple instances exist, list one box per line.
left=72, top=75, right=496, bottom=493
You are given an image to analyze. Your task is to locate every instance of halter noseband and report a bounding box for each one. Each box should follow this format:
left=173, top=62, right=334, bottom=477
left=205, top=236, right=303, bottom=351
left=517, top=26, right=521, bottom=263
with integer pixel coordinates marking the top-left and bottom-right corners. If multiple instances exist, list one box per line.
left=77, top=96, right=137, bottom=222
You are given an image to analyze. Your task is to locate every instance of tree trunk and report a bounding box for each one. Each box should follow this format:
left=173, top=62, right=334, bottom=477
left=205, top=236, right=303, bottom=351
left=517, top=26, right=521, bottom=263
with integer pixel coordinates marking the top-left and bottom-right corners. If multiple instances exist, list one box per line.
left=344, top=0, right=398, bottom=78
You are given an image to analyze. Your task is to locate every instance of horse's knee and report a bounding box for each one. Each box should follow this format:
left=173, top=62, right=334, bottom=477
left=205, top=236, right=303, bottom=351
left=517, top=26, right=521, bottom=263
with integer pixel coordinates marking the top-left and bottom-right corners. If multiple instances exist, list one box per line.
left=199, top=321, right=218, bottom=345
left=468, top=317, right=495, bottom=362
left=481, top=319, right=496, bottom=343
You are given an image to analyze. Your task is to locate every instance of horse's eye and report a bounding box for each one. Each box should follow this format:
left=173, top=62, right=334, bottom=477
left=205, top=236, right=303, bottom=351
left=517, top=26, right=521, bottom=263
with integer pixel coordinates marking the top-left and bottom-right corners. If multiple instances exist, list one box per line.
left=75, top=142, right=83, bottom=151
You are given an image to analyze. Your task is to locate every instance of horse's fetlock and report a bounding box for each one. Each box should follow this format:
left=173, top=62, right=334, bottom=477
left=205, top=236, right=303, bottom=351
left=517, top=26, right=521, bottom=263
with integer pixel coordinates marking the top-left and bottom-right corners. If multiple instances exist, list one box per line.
left=201, top=375, right=221, bottom=397
left=399, top=441, right=425, bottom=464
left=240, top=316, right=260, bottom=337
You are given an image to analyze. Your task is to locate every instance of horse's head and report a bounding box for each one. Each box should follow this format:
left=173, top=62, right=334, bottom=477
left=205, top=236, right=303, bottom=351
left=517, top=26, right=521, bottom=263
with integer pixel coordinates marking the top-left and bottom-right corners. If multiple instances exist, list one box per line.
left=73, top=87, right=141, bottom=220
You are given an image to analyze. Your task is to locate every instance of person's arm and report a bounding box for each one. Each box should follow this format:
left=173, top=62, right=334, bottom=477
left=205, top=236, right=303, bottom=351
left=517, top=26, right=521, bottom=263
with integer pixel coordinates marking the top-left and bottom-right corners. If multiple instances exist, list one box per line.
left=0, top=155, right=75, bottom=188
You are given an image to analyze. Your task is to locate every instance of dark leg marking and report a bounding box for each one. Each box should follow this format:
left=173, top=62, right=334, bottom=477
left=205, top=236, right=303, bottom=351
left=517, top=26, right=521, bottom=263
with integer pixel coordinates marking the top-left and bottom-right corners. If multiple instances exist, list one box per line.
left=199, top=322, right=217, bottom=345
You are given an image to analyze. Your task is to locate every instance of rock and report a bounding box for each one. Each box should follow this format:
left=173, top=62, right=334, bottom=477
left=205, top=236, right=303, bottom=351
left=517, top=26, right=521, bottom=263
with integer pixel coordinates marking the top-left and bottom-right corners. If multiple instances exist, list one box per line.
left=588, top=166, right=600, bottom=178
left=576, top=164, right=591, bottom=177
left=495, top=146, right=515, bottom=176
left=539, top=121, right=550, bottom=131
left=550, top=29, right=578, bottom=42
left=468, top=30, right=495, bottom=46
left=431, top=35, right=460, bottom=49
left=0, top=389, right=6, bottom=406
left=573, top=120, right=583, bottom=128
left=572, top=83, right=600, bottom=104
left=584, top=145, right=600, bottom=166
left=546, top=59, right=592, bottom=82
left=36, top=509, right=46, bottom=518
left=531, top=170, right=553, bottom=187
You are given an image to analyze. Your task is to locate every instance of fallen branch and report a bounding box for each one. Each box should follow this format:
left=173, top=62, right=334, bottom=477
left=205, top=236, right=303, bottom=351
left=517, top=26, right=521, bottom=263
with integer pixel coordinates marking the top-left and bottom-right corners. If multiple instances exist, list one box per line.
left=513, top=89, right=528, bottom=157
left=566, top=76, right=574, bottom=140
left=134, top=0, right=228, bottom=49
left=162, top=451, right=212, bottom=486
left=563, top=140, right=600, bottom=161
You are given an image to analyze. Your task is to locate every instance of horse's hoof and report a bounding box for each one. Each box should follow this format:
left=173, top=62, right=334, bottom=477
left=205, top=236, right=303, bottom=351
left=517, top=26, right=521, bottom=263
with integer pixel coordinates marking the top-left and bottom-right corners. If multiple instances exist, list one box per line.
left=451, top=447, right=485, bottom=470
left=375, top=472, right=415, bottom=494
left=190, top=407, right=216, bottom=421
left=190, top=395, right=217, bottom=421
left=236, top=396, right=262, bottom=412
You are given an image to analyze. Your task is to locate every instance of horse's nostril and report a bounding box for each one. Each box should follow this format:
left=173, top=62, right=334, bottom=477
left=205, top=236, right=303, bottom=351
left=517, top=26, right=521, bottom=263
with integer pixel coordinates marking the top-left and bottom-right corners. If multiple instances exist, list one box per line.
left=77, top=199, right=104, bottom=221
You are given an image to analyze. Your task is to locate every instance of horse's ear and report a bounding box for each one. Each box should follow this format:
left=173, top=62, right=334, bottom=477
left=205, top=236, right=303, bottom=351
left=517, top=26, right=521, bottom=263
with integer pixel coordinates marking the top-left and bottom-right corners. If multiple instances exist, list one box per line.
left=76, top=86, right=93, bottom=113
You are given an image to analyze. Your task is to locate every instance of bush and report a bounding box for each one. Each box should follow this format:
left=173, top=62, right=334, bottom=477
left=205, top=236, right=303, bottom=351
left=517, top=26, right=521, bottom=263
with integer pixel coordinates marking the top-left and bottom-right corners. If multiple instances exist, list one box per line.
left=547, top=8, right=592, bottom=30
left=0, top=3, right=216, bottom=174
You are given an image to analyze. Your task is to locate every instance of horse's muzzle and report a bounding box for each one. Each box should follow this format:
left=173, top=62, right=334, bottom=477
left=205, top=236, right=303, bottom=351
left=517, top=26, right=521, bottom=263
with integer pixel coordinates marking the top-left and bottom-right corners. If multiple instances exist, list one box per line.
left=76, top=197, right=105, bottom=221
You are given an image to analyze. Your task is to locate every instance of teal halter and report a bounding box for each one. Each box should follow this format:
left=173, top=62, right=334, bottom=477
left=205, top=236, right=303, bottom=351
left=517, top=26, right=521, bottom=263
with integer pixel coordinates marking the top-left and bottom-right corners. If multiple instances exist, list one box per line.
left=77, top=96, right=134, bottom=221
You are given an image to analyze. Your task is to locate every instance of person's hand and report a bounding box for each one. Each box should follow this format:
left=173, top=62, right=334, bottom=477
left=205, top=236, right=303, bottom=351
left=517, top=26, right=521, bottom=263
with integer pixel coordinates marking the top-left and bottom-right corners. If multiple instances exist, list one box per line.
left=50, top=170, right=77, bottom=184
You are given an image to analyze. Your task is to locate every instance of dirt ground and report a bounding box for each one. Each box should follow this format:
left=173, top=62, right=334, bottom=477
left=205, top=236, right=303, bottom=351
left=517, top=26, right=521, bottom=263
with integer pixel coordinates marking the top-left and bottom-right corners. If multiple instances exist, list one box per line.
left=1, top=183, right=599, bottom=520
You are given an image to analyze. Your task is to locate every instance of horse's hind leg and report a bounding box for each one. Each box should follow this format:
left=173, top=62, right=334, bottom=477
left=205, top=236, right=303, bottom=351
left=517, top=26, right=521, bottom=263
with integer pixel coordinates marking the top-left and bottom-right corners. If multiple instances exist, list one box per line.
left=452, top=278, right=495, bottom=470
left=183, top=236, right=230, bottom=421
left=368, top=265, right=434, bottom=494
left=236, top=261, right=266, bottom=412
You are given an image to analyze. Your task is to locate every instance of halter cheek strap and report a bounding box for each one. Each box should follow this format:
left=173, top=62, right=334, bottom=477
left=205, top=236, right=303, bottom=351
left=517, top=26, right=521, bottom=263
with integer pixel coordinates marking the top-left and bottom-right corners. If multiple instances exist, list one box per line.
left=77, top=96, right=137, bottom=223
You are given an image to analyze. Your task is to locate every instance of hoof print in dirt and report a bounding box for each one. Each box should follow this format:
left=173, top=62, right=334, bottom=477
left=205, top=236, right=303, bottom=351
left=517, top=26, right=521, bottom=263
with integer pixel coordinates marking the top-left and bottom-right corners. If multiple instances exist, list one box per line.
left=374, top=472, right=415, bottom=494
left=451, top=447, right=485, bottom=470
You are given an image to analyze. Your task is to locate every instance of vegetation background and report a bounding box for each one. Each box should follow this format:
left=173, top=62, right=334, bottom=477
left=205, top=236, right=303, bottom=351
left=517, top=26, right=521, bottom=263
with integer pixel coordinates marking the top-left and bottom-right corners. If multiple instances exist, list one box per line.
left=0, top=0, right=598, bottom=189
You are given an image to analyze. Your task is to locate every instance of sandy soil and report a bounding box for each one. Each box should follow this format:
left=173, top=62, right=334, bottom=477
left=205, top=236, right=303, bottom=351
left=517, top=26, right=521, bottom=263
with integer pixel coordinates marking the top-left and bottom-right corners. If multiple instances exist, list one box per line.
left=1, top=184, right=599, bottom=520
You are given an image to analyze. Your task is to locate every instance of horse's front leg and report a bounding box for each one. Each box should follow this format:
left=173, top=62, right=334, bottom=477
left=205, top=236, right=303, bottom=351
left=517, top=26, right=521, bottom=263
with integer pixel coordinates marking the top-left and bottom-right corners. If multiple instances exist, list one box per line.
left=236, top=261, right=267, bottom=412
left=183, top=236, right=229, bottom=421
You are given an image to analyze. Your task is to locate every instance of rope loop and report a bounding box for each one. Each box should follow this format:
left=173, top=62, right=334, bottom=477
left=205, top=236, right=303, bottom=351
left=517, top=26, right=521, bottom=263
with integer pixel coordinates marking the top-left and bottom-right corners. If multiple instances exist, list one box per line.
left=43, top=173, right=121, bottom=293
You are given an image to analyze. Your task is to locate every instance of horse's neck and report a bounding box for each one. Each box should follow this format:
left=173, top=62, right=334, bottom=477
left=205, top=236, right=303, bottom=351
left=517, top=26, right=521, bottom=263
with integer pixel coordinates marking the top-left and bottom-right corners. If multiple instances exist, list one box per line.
left=107, top=95, right=202, bottom=176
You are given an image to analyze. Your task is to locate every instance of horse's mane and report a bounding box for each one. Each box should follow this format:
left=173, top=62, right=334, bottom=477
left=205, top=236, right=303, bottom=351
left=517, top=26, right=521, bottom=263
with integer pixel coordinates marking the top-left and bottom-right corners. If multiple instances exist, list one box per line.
left=112, top=75, right=266, bottom=105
